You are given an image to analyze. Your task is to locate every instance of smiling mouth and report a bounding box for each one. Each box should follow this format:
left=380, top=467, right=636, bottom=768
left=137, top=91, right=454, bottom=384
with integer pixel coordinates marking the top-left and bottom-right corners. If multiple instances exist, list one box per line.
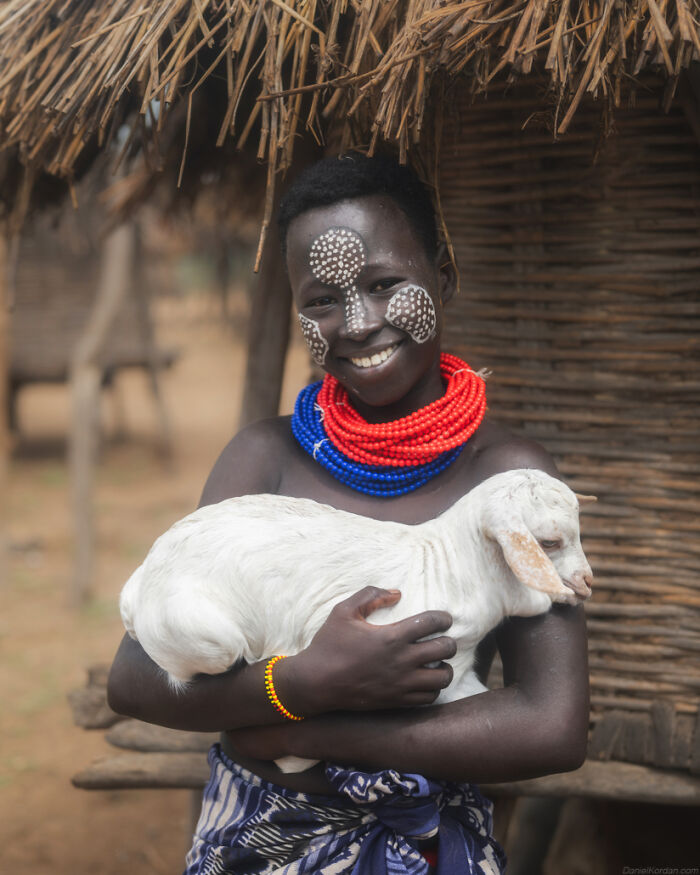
left=348, top=343, right=400, bottom=369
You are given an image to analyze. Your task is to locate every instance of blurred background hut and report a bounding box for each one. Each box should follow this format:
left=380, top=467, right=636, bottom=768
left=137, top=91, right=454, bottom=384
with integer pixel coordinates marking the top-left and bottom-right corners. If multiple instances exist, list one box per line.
left=0, top=1, right=698, bottom=871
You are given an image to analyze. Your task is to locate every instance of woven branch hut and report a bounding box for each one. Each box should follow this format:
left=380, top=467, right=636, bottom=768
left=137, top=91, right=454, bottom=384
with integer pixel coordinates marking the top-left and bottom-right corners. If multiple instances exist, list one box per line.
left=1, top=0, right=699, bottom=817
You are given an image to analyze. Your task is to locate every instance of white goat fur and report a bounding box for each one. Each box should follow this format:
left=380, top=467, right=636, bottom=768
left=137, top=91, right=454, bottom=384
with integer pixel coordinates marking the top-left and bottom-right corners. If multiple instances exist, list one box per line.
left=121, top=469, right=591, bottom=704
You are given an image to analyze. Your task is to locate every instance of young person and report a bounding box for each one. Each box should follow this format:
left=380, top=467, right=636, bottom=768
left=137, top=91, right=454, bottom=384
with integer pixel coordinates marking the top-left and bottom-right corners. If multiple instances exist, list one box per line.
left=108, top=154, right=589, bottom=874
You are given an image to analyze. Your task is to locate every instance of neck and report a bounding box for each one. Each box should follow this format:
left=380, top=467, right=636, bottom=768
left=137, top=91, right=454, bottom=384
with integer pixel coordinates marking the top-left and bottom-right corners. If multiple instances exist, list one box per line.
left=346, top=360, right=445, bottom=423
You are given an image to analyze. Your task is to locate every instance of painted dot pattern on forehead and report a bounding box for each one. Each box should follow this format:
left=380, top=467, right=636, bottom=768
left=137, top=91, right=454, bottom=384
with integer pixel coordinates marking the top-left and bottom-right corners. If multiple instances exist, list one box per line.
left=308, top=227, right=370, bottom=337
left=385, top=284, right=437, bottom=343
left=298, top=314, right=329, bottom=365
left=309, top=228, right=366, bottom=287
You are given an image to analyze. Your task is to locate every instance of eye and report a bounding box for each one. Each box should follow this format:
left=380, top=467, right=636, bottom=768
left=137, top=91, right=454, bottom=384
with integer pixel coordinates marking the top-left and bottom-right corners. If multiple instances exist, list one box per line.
left=306, top=294, right=336, bottom=309
left=370, top=277, right=402, bottom=293
left=539, top=540, right=561, bottom=550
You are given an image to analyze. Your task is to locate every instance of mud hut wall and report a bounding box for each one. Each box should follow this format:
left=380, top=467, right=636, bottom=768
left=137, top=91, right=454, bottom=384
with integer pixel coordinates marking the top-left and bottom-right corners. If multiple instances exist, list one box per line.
left=439, top=86, right=700, bottom=773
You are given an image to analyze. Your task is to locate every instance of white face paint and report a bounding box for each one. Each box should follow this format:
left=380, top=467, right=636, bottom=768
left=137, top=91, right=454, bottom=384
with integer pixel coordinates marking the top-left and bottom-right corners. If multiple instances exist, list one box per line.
left=308, top=228, right=369, bottom=337
left=309, top=227, right=365, bottom=286
left=299, top=228, right=437, bottom=364
left=298, top=313, right=329, bottom=366
left=385, top=284, right=437, bottom=343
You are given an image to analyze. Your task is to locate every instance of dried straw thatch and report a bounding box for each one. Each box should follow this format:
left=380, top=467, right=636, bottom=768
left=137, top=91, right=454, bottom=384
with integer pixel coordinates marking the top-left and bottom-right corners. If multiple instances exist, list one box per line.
left=0, top=1, right=698, bottom=260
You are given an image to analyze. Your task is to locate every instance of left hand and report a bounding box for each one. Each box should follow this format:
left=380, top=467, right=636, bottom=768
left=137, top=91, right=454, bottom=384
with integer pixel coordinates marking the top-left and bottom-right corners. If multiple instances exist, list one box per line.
left=225, top=722, right=293, bottom=761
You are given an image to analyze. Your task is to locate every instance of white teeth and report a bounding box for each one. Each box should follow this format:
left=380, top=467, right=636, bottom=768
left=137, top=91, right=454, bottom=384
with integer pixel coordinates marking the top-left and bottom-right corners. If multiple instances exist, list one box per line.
left=350, top=344, right=397, bottom=368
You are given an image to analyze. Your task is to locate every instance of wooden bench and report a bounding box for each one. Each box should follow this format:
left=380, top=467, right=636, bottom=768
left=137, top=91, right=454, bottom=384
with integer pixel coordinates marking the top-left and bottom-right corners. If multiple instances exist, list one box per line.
left=70, top=666, right=700, bottom=805
left=69, top=665, right=700, bottom=870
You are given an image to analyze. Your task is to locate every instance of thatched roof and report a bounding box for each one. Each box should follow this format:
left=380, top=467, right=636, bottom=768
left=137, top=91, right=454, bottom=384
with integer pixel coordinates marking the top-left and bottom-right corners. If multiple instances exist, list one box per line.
left=1, top=1, right=698, bottom=257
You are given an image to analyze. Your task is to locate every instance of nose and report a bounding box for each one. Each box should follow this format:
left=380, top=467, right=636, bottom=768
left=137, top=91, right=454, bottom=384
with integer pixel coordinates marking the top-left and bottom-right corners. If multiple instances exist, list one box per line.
left=340, top=287, right=384, bottom=340
left=568, top=568, right=593, bottom=599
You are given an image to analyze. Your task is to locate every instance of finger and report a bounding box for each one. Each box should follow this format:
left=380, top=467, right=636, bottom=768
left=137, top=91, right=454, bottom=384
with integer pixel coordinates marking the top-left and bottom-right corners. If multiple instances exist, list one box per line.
left=405, top=664, right=454, bottom=692
left=399, top=690, right=442, bottom=707
left=392, top=610, right=453, bottom=642
left=408, top=635, right=457, bottom=665
left=333, top=586, right=402, bottom=620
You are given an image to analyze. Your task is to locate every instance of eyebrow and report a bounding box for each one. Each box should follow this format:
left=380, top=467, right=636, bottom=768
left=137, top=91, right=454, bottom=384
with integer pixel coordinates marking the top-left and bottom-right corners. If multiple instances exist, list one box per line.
left=362, top=259, right=407, bottom=273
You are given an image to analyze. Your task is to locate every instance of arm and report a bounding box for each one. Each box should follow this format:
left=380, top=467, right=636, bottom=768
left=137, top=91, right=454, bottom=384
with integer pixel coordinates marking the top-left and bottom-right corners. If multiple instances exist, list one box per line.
left=107, top=420, right=456, bottom=729
left=230, top=604, right=589, bottom=783
left=108, top=420, right=280, bottom=728
left=108, top=587, right=456, bottom=731
left=227, top=435, right=590, bottom=782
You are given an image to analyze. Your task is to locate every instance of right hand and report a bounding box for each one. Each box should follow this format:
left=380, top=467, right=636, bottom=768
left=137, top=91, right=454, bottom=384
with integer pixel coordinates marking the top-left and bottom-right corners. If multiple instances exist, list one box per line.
left=279, top=586, right=456, bottom=716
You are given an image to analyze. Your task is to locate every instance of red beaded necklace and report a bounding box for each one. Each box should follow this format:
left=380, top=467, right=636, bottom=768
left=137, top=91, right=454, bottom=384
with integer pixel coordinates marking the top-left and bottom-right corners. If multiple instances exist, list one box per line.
left=317, top=352, right=487, bottom=467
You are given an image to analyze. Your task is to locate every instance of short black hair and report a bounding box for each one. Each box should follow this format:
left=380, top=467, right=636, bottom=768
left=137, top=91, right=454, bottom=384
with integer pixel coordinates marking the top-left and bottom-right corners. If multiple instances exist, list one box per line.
left=277, top=153, right=438, bottom=260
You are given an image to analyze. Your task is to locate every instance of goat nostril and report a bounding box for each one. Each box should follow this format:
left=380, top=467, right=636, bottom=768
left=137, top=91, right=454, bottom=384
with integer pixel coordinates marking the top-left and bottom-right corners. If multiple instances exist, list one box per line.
left=567, top=571, right=593, bottom=597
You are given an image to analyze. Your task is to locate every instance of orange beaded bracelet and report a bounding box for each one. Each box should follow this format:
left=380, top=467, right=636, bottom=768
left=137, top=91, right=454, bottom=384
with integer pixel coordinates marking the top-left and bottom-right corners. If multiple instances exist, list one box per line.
left=264, top=655, right=304, bottom=721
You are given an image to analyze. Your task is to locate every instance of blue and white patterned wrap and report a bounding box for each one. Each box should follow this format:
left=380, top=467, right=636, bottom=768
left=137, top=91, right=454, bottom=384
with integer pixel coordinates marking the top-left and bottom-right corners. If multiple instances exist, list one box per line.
left=184, top=745, right=506, bottom=874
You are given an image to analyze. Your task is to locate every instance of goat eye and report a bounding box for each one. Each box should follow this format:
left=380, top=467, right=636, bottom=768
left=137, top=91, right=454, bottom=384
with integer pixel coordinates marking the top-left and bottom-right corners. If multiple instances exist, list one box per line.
left=539, top=540, right=561, bottom=550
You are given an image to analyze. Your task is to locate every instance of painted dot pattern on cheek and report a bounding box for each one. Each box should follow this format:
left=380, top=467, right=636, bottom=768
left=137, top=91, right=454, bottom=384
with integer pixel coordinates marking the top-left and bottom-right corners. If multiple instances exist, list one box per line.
left=298, top=314, right=329, bottom=365
left=308, top=228, right=370, bottom=337
left=385, top=284, right=437, bottom=343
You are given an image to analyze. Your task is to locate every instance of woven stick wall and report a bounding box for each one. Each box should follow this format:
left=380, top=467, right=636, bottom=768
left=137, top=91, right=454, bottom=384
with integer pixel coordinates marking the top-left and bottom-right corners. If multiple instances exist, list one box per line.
left=439, top=82, right=700, bottom=774
left=10, top=197, right=175, bottom=399
left=10, top=232, right=165, bottom=385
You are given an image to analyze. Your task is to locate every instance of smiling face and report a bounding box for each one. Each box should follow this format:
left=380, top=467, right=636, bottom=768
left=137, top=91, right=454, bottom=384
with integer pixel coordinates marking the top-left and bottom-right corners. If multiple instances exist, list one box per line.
left=286, top=195, right=455, bottom=419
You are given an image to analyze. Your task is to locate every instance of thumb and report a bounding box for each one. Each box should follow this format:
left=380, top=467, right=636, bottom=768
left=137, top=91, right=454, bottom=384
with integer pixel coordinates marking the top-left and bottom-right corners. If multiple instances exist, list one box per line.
left=340, top=586, right=402, bottom=620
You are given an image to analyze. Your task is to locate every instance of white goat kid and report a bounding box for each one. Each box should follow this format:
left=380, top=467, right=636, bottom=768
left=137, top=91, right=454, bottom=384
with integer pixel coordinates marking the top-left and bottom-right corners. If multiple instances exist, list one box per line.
left=120, top=468, right=593, bottom=772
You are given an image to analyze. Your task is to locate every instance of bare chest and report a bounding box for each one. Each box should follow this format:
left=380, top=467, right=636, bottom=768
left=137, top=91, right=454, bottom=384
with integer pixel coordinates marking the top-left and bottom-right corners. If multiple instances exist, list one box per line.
left=275, top=423, right=498, bottom=525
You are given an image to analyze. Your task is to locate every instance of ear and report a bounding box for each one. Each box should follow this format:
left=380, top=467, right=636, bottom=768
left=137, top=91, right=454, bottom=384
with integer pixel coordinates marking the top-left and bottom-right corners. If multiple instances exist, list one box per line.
left=575, top=493, right=597, bottom=504
left=436, top=242, right=457, bottom=306
left=489, top=524, right=574, bottom=602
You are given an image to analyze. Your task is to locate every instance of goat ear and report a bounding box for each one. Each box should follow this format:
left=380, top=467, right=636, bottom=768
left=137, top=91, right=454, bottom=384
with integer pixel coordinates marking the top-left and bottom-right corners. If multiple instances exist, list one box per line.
left=490, top=525, right=572, bottom=600
left=575, top=493, right=597, bottom=504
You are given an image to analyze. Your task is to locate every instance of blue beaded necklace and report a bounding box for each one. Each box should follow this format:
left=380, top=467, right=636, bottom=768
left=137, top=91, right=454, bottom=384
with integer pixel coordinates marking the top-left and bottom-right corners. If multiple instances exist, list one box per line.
left=291, top=381, right=465, bottom=497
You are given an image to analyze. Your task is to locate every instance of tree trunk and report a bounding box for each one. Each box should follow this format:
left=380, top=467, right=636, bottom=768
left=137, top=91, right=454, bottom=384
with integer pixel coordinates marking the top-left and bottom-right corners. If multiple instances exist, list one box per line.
left=238, top=145, right=320, bottom=429
left=238, top=223, right=292, bottom=429
left=0, top=230, right=8, bottom=586
left=69, top=221, right=135, bottom=605
left=132, top=220, right=173, bottom=458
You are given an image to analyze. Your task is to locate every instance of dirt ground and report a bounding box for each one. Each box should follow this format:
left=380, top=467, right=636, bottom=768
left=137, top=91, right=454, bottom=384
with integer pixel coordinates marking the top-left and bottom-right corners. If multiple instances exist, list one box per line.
left=2, top=285, right=309, bottom=875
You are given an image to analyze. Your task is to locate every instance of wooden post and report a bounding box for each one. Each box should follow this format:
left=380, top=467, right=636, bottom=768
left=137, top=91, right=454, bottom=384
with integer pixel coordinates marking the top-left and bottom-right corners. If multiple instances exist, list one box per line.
left=238, top=145, right=320, bottom=429
left=132, top=220, right=173, bottom=459
left=69, top=221, right=135, bottom=605
left=238, top=219, right=291, bottom=429
left=0, top=229, right=8, bottom=586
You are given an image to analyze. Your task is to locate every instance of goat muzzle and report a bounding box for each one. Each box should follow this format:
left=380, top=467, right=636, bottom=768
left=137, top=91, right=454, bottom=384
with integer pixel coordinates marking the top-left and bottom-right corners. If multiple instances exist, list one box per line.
left=564, top=570, right=593, bottom=600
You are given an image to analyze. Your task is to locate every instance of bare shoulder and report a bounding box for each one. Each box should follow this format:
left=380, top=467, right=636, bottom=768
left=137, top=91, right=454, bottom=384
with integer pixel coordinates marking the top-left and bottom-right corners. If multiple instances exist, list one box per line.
left=471, top=417, right=560, bottom=480
left=199, top=416, right=295, bottom=507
